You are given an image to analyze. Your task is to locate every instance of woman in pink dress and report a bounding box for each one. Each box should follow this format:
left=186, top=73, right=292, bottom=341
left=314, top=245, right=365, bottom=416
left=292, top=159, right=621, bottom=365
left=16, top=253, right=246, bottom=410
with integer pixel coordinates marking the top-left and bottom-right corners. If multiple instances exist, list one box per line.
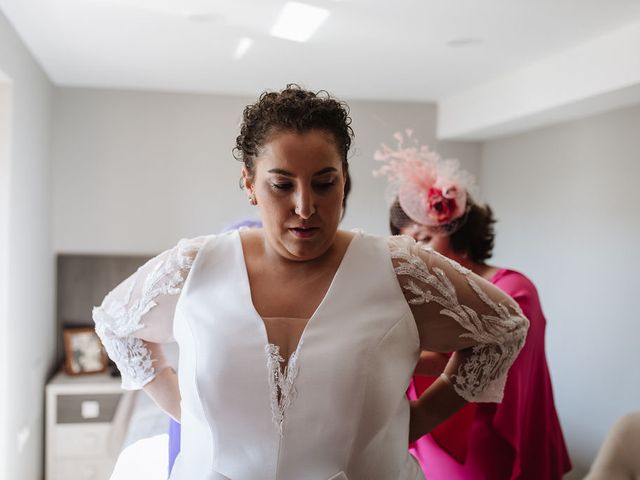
left=375, top=132, right=572, bottom=479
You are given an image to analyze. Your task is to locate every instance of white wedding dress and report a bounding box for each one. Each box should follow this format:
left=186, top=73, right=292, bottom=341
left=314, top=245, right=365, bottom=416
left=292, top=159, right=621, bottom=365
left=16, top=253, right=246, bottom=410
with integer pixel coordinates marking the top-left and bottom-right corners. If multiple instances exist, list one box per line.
left=93, top=230, right=528, bottom=480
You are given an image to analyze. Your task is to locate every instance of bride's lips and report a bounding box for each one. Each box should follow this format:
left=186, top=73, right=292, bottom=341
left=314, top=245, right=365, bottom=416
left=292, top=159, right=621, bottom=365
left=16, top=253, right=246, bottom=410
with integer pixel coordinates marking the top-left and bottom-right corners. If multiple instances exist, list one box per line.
left=288, top=226, right=320, bottom=238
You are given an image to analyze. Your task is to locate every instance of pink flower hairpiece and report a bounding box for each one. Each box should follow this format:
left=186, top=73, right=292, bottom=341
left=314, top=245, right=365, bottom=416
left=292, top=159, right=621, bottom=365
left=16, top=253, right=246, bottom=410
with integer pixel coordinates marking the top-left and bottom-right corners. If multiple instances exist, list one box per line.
left=373, top=130, right=476, bottom=230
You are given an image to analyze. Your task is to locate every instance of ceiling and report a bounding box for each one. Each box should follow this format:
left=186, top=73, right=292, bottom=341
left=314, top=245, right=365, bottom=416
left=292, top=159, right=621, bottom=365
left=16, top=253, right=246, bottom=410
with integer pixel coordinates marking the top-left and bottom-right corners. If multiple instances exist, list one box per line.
left=2, top=0, right=640, bottom=138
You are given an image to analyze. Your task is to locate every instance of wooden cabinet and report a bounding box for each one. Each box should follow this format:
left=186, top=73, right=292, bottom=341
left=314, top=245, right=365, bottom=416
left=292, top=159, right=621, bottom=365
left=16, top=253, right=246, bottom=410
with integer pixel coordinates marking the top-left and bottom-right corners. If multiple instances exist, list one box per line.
left=45, top=371, right=134, bottom=480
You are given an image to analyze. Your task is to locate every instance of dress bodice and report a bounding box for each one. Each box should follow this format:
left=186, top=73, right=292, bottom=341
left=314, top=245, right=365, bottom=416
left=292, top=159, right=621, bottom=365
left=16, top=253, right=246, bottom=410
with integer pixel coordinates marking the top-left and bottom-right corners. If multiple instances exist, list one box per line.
left=171, top=231, right=423, bottom=480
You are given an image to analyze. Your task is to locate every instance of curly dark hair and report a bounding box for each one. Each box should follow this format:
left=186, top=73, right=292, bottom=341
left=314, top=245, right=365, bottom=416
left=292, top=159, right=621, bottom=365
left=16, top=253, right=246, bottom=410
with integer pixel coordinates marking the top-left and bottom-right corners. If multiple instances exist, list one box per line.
left=389, top=197, right=497, bottom=263
left=233, top=84, right=354, bottom=210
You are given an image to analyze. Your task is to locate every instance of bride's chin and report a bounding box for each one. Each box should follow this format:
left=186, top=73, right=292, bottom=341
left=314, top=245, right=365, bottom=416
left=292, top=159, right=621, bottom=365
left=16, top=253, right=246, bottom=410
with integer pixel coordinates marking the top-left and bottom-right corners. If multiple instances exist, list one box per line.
left=283, top=241, right=327, bottom=261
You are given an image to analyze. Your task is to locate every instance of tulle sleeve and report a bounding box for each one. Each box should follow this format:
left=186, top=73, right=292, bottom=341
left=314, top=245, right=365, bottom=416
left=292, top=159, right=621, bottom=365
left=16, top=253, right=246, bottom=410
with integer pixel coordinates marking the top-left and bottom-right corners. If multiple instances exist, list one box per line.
left=92, top=236, right=208, bottom=390
left=388, top=235, right=529, bottom=402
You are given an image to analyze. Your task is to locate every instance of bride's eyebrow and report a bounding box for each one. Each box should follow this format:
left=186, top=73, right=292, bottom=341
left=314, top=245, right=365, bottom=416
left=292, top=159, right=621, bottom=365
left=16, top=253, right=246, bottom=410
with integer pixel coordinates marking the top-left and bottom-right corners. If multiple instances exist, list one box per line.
left=267, top=167, right=338, bottom=177
left=313, top=167, right=338, bottom=176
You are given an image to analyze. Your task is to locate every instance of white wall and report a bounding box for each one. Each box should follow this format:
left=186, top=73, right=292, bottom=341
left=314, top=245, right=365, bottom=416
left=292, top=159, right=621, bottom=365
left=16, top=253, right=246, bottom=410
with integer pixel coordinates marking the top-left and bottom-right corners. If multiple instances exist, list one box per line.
left=0, top=9, right=54, bottom=480
left=438, top=19, right=640, bottom=141
left=52, top=88, right=481, bottom=254
left=481, top=104, right=640, bottom=478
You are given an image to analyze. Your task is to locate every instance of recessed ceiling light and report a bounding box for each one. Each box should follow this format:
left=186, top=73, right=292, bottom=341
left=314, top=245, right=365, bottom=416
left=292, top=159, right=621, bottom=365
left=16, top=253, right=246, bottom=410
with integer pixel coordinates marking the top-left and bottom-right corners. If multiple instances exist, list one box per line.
left=270, top=2, right=330, bottom=42
left=234, top=38, right=253, bottom=60
left=447, top=37, right=484, bottom=48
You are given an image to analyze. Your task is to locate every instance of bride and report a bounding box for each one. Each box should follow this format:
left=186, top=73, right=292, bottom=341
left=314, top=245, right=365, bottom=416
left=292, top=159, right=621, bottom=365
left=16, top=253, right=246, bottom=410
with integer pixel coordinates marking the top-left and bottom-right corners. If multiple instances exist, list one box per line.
left=93, top=84, right=528, bottom=480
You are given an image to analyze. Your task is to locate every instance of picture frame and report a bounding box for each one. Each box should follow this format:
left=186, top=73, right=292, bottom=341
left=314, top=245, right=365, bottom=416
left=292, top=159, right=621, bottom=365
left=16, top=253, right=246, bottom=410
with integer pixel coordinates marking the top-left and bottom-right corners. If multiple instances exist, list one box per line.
left=63, top=327, right=108, bottom=375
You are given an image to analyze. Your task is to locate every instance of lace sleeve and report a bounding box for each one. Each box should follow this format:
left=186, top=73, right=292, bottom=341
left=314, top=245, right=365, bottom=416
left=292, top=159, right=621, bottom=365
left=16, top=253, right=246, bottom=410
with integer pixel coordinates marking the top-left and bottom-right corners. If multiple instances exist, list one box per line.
left=92, top=236, right=208, bottom=390
left=388, top=235, right=529, bottom=402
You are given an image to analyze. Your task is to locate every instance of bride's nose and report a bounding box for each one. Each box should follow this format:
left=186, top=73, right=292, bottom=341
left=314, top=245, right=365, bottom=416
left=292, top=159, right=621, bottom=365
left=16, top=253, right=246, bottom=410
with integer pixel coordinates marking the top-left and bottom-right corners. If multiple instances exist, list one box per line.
left=294, top=187, right=316, bottom=219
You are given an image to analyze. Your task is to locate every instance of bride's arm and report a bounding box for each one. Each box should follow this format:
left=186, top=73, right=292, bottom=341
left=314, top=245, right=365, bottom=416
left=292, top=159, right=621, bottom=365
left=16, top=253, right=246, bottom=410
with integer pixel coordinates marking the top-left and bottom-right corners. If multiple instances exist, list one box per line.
left=388, top=236, right=529, bottom=441
left=413, top=351, right=449, bottom=376
left=92, top=236, right=208, bottom=421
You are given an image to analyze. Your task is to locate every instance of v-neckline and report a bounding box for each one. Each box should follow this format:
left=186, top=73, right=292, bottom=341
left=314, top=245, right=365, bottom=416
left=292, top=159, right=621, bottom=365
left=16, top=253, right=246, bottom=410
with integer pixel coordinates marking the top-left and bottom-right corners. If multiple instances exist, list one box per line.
left=235, top=230, right=360, bottom=434
left=235, top=229, right=359, bottom=360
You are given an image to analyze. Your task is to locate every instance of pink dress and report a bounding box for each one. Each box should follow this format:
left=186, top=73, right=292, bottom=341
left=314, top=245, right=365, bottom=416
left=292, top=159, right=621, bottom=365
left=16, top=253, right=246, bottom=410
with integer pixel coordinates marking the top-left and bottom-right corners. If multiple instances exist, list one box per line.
left=408, top=269, right=572, bottom=480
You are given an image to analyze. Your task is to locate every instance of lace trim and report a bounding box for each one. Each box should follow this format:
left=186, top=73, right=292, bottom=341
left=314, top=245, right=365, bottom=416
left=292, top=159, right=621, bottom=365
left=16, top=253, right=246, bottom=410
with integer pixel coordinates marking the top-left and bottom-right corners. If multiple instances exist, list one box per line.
left=93, top=237, right=204, bottom=389
left=265, top=341, right=303, bottom=435
left=105, top=336, right=156, bottom=390
left=388, top=236, right=528, bottom=402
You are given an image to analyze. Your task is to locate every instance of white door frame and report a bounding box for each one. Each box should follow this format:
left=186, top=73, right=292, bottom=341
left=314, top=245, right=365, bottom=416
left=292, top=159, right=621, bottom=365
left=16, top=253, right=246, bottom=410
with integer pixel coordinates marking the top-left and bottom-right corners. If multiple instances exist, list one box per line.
left=0, top=70, right=13, bottom=480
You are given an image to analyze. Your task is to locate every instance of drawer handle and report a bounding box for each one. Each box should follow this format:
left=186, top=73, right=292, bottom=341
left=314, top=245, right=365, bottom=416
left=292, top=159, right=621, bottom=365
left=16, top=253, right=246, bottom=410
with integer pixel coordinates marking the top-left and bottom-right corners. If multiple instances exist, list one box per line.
left=81, top=400, right=101, bottom=419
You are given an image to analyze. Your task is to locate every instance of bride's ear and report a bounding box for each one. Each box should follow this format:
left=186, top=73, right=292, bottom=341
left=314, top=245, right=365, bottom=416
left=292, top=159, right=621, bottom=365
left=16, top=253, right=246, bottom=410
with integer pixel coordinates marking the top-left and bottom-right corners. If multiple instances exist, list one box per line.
left=241, top=168, right=257, bottom=205
left=241, top=167, right=253, bottom=191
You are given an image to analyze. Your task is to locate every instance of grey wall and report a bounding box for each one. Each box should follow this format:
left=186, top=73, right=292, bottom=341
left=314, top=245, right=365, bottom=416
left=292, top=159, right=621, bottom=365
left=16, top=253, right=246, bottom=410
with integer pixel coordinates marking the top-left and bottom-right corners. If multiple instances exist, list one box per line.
left=0, top=9, right=54, bottom=480
left=481, top=103, right=640, bottom=478
left=51, top=87, right=481, bottom=254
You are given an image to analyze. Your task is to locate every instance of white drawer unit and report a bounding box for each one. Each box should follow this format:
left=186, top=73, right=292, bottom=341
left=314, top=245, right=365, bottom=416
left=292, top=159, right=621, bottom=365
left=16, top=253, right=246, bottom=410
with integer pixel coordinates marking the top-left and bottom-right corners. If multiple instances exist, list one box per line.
left=46, top=371, right=134, bottom=480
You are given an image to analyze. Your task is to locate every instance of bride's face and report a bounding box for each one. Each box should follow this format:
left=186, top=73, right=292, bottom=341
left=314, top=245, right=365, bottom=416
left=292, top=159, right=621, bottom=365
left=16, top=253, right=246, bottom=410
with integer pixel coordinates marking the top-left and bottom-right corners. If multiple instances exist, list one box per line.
left=243, top=129, right=345, bottom=262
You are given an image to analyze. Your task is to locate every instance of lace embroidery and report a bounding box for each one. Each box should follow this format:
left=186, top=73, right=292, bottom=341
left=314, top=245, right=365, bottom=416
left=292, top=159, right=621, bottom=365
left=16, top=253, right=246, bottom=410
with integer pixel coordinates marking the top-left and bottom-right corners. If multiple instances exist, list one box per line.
left=93, top=237, right=204, bottom=389
left=388, top=236, right=528, bottom=402
left=265, top=341, right=303, bottom=435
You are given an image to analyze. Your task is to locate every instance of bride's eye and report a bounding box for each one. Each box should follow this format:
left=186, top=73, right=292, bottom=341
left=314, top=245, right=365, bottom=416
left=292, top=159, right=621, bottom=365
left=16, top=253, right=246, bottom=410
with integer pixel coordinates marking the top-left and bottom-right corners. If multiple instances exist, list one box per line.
left=313, top=180, right=336, bottom=191
left=271, top=182, right=293, bottom=190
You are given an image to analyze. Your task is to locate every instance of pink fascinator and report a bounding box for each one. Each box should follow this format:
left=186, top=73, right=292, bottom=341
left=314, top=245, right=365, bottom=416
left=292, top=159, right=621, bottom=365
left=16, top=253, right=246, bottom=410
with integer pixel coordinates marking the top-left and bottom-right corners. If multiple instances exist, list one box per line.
left=373, top=130, right=477, bottom=234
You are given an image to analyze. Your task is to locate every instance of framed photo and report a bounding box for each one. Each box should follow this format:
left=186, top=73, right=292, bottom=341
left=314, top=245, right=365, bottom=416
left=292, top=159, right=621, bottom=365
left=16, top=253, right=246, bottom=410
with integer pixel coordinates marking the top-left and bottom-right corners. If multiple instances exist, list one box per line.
left=63, top=327, right=108, bottom=375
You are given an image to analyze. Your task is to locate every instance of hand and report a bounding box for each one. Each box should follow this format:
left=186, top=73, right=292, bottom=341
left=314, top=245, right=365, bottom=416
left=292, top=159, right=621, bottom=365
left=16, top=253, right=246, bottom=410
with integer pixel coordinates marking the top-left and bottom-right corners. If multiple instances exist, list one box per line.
left=409, top=399, right=428, bottom=443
